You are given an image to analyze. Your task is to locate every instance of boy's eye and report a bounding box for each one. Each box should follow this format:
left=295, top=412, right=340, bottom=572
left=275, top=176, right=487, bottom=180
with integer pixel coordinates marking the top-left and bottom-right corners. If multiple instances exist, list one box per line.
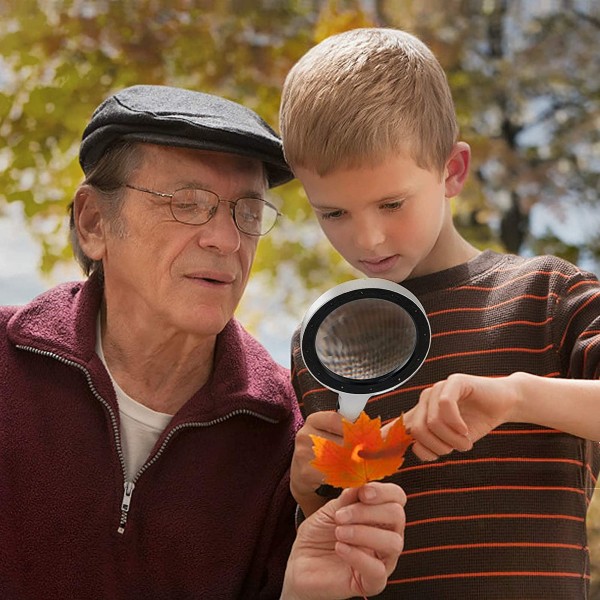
left=381, top=200, right=405, bottom=211
left=320, top=209, right=346, bottom=220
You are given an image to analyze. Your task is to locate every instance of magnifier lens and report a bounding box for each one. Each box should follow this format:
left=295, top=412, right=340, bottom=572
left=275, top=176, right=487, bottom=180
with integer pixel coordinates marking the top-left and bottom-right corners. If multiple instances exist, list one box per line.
left=315, top=298, right=417, bottom=380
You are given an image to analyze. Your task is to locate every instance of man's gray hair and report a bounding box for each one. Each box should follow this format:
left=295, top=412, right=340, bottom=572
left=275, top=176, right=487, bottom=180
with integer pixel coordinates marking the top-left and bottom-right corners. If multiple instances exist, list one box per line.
left=69, top=141, right=144, bottom=277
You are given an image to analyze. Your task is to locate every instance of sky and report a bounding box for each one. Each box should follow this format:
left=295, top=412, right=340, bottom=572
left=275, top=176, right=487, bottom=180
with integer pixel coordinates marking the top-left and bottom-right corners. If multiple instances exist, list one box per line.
left=0, top=202, right=54, bottom=305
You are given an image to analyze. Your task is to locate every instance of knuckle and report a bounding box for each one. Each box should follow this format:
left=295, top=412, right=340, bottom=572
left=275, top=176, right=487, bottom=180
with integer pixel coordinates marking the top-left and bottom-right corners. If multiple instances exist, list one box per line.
left=426, top=414, right=438, bottom=428
left=395, top=503, right=407, bottom=525
left=390, top=532, right=405, bottom=555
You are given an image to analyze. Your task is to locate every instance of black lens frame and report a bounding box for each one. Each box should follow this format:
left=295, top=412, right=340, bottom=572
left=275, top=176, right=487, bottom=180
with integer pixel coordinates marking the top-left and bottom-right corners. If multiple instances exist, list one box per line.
left=301, top=287, right=430, bottom=395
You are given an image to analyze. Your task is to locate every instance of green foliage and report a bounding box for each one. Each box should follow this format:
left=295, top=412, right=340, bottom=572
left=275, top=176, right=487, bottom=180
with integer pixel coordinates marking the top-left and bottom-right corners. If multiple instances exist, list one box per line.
left=1, top=0, right=599, bottom=286
left=2, top=0, right=375, bottom=309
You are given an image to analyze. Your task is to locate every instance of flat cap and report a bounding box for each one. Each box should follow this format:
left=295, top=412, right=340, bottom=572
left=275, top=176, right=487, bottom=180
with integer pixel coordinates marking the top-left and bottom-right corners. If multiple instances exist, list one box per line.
left=79, top=85, right=293, bottom=188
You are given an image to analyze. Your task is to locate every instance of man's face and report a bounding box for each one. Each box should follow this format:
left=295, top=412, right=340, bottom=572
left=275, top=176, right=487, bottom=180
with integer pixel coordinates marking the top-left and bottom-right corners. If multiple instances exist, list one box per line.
left=99, top=145, right=265, bottom=338
left=295, top=152, right=454, bottom=282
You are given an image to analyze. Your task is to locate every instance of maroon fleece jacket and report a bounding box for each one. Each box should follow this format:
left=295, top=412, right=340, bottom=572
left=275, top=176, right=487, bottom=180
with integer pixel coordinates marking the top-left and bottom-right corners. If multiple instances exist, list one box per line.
left=0, top=273, right=302, bottom=599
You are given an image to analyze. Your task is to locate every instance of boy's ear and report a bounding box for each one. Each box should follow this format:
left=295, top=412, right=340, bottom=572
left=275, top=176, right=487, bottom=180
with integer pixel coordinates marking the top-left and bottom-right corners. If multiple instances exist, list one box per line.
left=73, top=185, right=107, bottom=261
left=444, top=141, right=471, bottom=198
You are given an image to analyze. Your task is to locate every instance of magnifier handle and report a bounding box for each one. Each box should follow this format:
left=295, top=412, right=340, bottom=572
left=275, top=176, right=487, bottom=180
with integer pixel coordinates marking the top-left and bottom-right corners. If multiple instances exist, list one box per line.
left=337, top=392, right=372, bottom=422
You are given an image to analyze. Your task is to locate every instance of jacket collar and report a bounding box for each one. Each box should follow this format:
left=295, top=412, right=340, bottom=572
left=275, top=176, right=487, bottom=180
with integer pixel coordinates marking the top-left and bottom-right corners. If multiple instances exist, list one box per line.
left=8, top=273, right=296, bottom=424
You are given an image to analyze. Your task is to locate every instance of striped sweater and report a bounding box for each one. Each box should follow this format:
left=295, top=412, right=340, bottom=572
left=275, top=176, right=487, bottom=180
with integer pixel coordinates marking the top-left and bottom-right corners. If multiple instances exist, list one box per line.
left=291, top=250, right=600, bottom=599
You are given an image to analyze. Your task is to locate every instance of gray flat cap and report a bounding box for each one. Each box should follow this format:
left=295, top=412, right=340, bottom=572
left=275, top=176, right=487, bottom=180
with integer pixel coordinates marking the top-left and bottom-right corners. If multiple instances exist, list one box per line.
left=79, top=85, right=293, bottom=188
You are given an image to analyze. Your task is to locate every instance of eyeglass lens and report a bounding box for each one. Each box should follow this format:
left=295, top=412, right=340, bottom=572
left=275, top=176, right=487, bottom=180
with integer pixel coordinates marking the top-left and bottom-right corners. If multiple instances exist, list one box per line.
left=171, top=189, right=277, bottom=236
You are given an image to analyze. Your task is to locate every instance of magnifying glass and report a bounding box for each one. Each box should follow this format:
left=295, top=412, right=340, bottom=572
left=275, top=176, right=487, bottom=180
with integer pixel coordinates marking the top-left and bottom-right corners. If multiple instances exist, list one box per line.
left=300, top=278, right=431, bottom=421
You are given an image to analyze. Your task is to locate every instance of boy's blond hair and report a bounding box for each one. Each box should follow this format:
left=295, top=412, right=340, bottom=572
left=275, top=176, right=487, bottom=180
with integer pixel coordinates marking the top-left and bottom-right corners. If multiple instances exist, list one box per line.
left=280, top=28, right=458, bottom=177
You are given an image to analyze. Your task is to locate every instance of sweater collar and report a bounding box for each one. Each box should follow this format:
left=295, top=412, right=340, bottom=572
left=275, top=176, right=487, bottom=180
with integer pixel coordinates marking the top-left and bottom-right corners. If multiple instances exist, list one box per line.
left=8, top=272, right=103, bottom=364
left=402, top=250, right=509, bottom=297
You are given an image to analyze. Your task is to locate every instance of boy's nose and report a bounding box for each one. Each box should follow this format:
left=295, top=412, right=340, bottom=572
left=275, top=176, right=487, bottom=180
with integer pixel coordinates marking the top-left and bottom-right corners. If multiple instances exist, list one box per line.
left=354, top=220, right=386, bottom=251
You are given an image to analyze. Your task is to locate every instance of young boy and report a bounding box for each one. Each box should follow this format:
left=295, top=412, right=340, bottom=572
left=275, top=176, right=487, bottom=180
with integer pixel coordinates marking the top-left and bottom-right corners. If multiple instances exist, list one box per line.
left=279, top=28, right=600, bottom=598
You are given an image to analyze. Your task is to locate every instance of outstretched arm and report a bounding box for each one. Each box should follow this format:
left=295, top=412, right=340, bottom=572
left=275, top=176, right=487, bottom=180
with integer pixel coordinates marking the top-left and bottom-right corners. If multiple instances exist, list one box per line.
left=281, top=481, right=406, bottom=600
left=404, top=372, right=600, bottom=461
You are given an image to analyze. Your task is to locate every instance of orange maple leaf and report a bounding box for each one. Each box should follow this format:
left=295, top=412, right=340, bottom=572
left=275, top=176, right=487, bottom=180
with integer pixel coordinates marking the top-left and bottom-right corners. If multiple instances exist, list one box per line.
left=310, top=411, right=414, bottom=488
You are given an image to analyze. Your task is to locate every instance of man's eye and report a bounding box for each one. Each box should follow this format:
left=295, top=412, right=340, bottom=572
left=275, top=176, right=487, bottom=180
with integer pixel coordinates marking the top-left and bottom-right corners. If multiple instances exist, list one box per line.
left=240, top=209, right=260, bottom=223
left=174, top=202, right=199, bottom=212
left=238, top=199, right=264, bottom=222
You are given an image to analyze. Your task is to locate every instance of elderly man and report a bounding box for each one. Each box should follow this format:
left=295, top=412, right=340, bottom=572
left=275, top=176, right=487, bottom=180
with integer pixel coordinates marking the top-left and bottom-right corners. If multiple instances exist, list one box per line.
left=0, top=85, right=405, bottom=599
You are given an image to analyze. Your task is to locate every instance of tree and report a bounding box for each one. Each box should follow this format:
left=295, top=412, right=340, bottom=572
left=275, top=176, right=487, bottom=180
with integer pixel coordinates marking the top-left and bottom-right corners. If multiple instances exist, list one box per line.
left=1, top=0, right=599, bottom=289
left=379, top=0, right=600, bottom=262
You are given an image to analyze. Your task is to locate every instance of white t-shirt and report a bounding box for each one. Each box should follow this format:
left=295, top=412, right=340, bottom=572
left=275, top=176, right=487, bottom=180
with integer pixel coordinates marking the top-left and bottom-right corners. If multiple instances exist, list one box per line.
left=96, top=319, right=172, bottom=480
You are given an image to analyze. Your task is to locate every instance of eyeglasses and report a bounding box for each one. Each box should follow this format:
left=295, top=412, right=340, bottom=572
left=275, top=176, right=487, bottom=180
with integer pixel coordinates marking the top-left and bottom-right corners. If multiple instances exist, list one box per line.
left=124, top=183, right=281, bottom=236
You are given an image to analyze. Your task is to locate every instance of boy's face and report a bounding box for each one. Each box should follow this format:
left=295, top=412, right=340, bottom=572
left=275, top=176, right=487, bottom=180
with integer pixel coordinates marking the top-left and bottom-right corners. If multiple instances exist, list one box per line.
left=295, top=148, right=466, bottom=282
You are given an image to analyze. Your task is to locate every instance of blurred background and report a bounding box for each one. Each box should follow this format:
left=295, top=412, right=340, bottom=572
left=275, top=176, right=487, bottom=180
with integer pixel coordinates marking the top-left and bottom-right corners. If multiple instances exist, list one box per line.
left=0, top=0, right=599, bottom=592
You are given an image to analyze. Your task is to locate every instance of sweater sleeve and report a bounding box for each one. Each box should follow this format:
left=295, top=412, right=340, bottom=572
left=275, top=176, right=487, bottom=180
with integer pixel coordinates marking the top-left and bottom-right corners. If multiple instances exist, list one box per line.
left=252, top=469, right=298, bottom=599
left=290, top=326, right=338, bottom=417
left=552, top=268, right=600, bottom=379
left=243, top=392, right=303, bottom=599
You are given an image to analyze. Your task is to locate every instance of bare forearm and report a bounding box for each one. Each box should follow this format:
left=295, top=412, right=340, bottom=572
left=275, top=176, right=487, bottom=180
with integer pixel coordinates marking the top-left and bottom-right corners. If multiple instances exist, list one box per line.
left=510, top=372, right=600, bottom=441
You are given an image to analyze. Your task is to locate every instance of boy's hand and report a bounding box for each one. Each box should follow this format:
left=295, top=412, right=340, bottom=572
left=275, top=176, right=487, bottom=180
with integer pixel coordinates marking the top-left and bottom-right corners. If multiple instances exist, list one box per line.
left=281, top=482, right=406, bottom=600
left=292, top=411, right=344, bottom=516
left=404, top=373, right=520, bottom=461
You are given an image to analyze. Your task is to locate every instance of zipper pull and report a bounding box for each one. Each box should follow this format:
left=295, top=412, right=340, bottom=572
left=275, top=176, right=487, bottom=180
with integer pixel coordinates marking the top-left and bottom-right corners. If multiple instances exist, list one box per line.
left=117, top=481, right=135, bottom=534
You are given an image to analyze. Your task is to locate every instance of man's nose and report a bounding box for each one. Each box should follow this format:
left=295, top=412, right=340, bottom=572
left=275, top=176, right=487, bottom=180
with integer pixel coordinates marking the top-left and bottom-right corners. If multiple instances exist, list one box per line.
left=199, top=201, right=241, bottom=254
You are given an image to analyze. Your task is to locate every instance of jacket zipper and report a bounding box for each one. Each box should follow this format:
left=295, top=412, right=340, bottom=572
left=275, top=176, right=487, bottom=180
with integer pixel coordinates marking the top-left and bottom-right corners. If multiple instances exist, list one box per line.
left=17, top=344, right=279, bottom=534
left=116, top=409, right=278, bottom=533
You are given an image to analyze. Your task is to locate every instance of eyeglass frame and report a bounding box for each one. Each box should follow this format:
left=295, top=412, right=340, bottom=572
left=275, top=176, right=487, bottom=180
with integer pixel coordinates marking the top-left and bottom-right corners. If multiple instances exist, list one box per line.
left=123, top=183, right=282, bottom=236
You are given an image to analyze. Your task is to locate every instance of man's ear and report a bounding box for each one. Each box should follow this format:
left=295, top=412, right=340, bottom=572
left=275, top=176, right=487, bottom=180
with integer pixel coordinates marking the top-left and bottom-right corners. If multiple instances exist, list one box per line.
left=73, top=185, right=106, bottom=261
left=444, top=141, right=471, bottom=198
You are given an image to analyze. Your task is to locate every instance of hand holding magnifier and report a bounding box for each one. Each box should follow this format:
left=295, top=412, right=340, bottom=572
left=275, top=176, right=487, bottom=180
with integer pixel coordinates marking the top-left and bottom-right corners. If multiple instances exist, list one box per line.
left=300, top=278, right=431, bottom=421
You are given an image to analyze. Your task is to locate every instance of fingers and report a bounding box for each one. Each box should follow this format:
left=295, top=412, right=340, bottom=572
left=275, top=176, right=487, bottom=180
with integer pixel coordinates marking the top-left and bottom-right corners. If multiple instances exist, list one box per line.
left=334, top=482, right=406, bottom=510
left=333, top=483, right=406, bottom=559
left=322, top=483, right=406, bottom=593
left=334, top=507, right=404, bottom=591
left=304, top=410, right=345, bottom=437
left=431, top=384, right=470, bottom=436
left=411, top=440, right=446, bottom=461
left=291, top=411, right=346, bottom=514
left=357, top=481, right=407, bottom=509
left=404, top=393, right=458, bottom=459
left=334, top=542, right=392, bottom=597
left=410, top=421, right=472, bottom=460
left=405, top=381, right=474, bottom=460
left=336, top=523, right=404, bottom=568
left=336, top=488, right=406, bottom=535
